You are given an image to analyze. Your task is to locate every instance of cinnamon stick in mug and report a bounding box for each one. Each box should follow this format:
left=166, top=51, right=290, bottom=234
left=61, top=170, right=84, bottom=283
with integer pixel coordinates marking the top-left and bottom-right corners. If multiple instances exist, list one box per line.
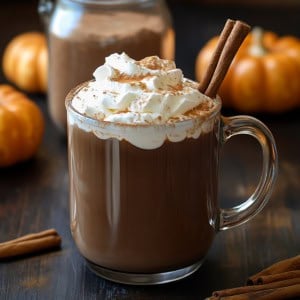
left=198, top=19, right=235, bottom=93
left=199, top=19, right=250, bottom=98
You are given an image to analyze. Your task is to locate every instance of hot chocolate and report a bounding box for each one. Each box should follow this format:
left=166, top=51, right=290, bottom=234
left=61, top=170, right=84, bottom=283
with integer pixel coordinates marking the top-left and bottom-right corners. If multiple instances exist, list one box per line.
left=66, top=52, right=221, bottom=281
left=68, top=123, right=219, bottom=273
left=48, top=2, right=174, bottom=130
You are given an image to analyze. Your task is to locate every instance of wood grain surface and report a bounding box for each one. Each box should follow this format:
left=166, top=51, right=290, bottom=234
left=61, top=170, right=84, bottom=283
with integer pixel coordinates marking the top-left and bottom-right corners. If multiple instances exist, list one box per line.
left=0, top=1, right=300, bottom=299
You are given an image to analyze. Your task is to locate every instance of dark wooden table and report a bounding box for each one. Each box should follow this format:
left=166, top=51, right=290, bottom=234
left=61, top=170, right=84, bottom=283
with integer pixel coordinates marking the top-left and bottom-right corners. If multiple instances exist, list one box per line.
left=1, top=1, right=300, bottom=299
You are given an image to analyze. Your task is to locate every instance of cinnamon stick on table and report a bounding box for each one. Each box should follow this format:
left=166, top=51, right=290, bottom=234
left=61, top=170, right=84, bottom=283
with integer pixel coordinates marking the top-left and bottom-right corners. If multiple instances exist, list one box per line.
left=247, top=255, right=300, bottom=285
left=256, top=270, right=300, bottom=285
left=212, top=277, right=300, bottom=298
left=206, top=255, right=300, bottom=300
left=207, top=284, right=300, bottom=300
left=198, top=19, right=250, bottom=98
left=0, top=229, right=61, bottom=260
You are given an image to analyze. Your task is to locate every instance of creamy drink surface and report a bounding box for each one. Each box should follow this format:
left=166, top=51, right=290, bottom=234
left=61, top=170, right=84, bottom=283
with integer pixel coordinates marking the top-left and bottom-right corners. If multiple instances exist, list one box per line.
left=67, top=53, right=221, bottom=273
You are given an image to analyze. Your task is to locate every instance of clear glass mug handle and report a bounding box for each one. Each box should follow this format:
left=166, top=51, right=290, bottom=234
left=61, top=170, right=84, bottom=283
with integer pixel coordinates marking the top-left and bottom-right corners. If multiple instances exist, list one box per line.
left=218, top=115, right=278, bottom=231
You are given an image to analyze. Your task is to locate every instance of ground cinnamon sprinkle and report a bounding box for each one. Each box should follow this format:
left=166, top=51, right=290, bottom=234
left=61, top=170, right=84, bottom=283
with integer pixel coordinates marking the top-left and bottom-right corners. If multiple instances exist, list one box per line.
left=185, top=100, right=216, bottom=117
left=111, top=73, right=152, bottom=83
left=167, top=83, right=183, bottom=92
left=137, top=55, right=172, bottom=70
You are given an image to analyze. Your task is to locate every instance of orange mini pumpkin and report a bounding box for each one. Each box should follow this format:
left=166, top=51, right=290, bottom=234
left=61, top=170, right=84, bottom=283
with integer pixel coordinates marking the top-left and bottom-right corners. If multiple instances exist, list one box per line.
left=2, top=32, right=47, bottom=93
left=0, top=85, right=45, bottom=167
left=196, top=28, right=300, bottom=113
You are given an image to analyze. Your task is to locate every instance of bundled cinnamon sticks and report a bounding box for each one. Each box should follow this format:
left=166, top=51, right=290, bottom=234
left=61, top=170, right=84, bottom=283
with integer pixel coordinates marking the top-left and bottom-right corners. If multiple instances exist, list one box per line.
left=0, top=229, right=61, bottom=260
left=248, top=255, right=300, bottom=285
left=206, top=255, right=300, bottom=300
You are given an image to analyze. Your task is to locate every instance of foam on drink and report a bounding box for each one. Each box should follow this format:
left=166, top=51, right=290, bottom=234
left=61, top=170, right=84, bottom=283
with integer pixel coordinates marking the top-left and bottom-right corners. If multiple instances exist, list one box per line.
left=68, top=53, right=220, bottom=149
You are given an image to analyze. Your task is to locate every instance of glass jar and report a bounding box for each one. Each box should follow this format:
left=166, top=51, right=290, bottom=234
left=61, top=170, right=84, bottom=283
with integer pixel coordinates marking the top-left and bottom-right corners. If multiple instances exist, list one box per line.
left=39, top=0, right=175, bottom=131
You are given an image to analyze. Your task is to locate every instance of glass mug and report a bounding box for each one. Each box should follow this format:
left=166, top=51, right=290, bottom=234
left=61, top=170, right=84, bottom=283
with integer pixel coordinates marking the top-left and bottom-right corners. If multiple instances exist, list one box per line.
left=66, top=87, right=278, bottom=285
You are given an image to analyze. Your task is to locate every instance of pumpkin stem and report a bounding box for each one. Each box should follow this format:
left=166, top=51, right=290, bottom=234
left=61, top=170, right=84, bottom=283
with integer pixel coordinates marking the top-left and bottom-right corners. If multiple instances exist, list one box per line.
left=248, top=27, right=267, bottom=57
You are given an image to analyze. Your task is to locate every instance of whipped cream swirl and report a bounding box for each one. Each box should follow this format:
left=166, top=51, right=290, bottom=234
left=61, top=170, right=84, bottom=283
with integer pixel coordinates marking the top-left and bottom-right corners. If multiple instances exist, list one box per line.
left=72, top=52, right=213, bottom=124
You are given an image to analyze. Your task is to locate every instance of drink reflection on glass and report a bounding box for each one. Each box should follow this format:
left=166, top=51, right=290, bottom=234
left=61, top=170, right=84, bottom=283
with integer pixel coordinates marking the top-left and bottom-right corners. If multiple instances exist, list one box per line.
left=66, top=53, right=278, bottom=285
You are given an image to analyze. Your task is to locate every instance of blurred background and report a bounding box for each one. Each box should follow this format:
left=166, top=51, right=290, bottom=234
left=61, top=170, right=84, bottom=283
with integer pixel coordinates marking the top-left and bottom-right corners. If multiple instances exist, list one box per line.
left=1, top=0, right=300, bottom=81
